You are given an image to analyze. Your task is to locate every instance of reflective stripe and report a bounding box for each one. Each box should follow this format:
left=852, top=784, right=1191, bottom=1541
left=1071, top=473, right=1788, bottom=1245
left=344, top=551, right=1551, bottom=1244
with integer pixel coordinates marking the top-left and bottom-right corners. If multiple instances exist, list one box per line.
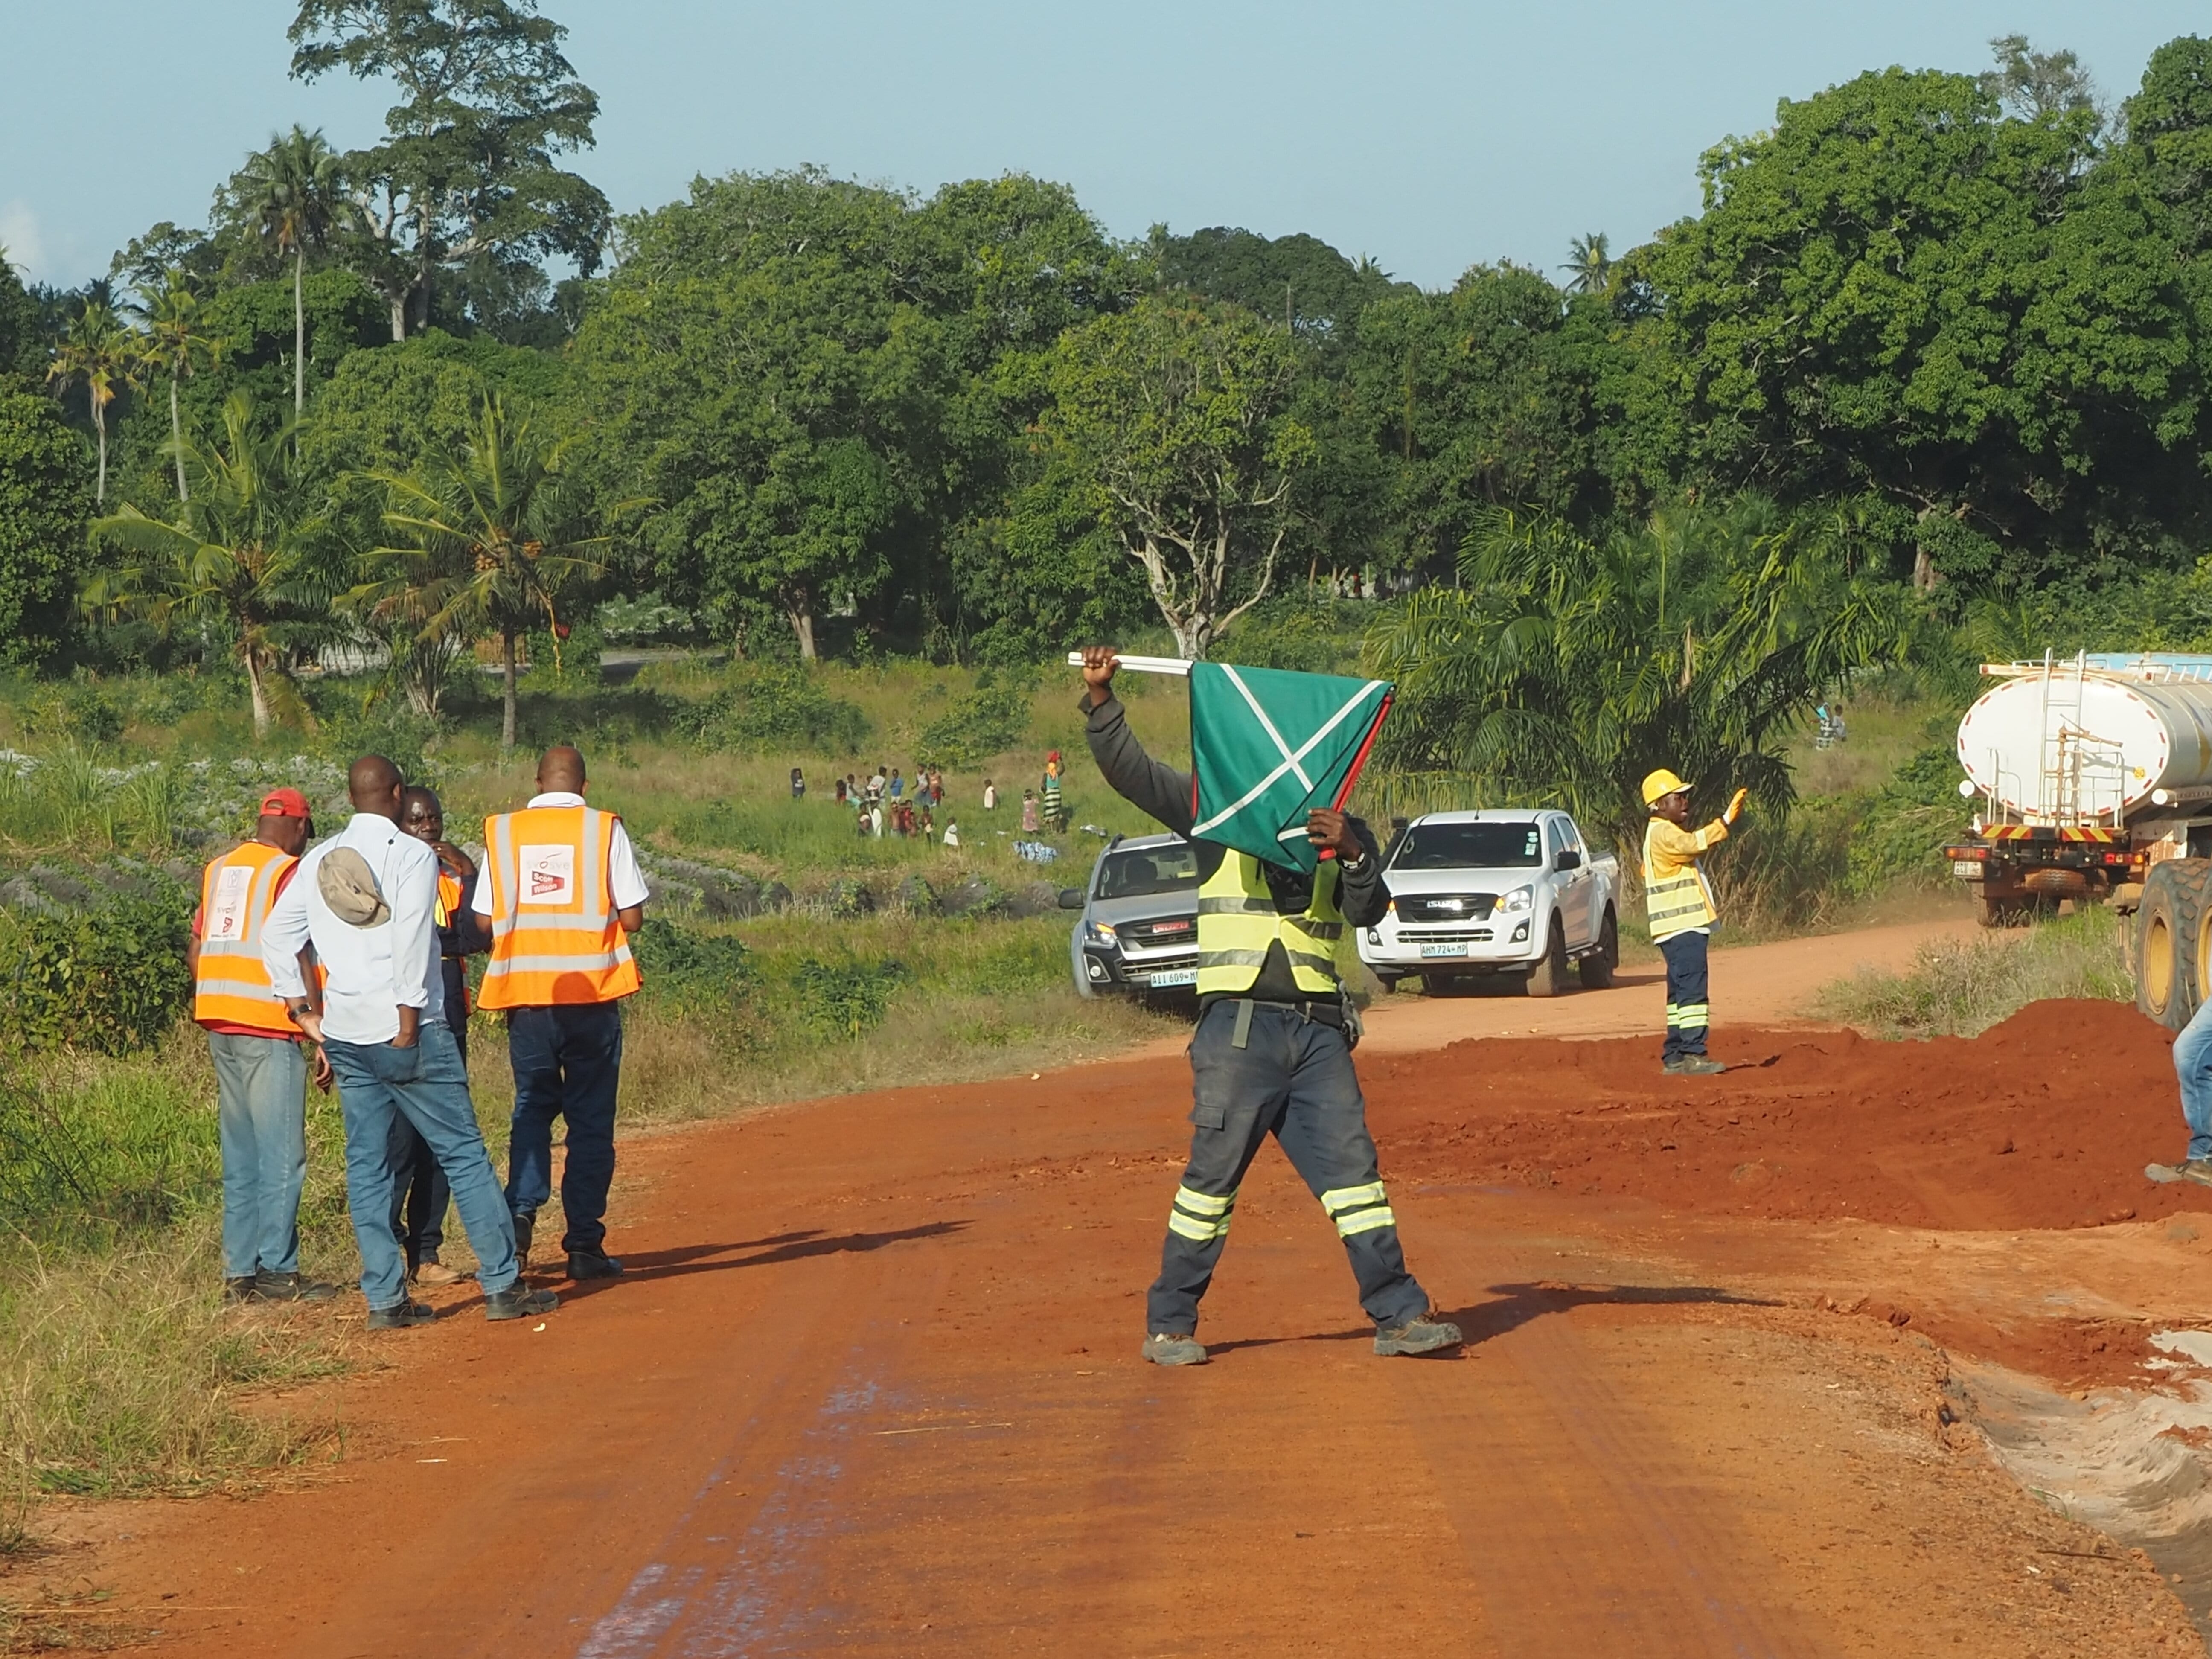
left=1336, top=1206, right=1398, bottom=1237
left=1321, top=1182, right=1386, bottom=1214
left=1322, top=1182, right=1397, bottom=1238
left=1167, top=1211, right=1219, bottom=1241
left=1643, top=819, right=1719, bottom=940
left=1195, top=853, right=1344, bottom=997
left=1174, top=1186, right=1232, bottom=1215
left=194, top=843, right=301, bottom=1035
left=478, top=805, right=643, bottom=1007
left=1168, top=1185, right=1236, bottom=1242
left=1667, top=1002, right=1711, bottom=1029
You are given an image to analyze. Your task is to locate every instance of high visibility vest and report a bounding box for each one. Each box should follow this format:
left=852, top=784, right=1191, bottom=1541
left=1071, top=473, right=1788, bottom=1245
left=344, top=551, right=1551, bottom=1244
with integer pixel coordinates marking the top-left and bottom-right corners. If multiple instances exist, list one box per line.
left=193, top=841, right=301, bottom=1036
left=477, top=805, right=642, bottom=1008
left=1195, top=850, right=1345, bottom=998
left=1642, top=817, right=1721, bottom=941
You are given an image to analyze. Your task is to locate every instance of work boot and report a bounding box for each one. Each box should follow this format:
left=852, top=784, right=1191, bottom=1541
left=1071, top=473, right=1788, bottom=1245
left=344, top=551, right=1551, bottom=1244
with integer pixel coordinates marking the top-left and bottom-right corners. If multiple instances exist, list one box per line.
left=566, top=1250, right=623, bottom=1281
left=255, top=1269, right=340, bottom=1303
left=2147, top=1159, right=2212, bottom=1186
left=1662, top=1055, right=1728, bottom=1077
left=222, top=1276, right=260, bottom=1307
left=1141, top=1332, right=1207, bottom=1367
left=367, top=1298, right=435, bottom=1330
left=1374, top=1313, right=1464, bottom=1357
left=410, top=1260, right=470, bottom=1287
left=484, top=1283, right=559, bottom=1322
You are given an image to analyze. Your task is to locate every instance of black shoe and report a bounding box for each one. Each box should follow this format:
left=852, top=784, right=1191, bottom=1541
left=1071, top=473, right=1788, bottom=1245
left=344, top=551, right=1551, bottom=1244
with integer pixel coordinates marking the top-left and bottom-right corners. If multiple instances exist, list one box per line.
left=1374, top=1313, right=1465, bottom=1356
left=223, top=1276, right=261, bottom=1306
left=566, top=1250, right=623, bottom=1281
left=255, top=1269, right=340, bottom=1303
left=367, top=1298, right=436, bottom=1330
left=1662, top=1055, right=1728, bottom=1077
left=511, top=1210, right=534, bottom=1267
left=484, top=1283, right=559, bottom=1322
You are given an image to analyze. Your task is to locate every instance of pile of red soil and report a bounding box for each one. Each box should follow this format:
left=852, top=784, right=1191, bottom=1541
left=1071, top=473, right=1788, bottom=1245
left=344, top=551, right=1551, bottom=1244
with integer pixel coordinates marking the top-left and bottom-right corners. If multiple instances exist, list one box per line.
left=1363, top=1001, right=2212, bottom=1232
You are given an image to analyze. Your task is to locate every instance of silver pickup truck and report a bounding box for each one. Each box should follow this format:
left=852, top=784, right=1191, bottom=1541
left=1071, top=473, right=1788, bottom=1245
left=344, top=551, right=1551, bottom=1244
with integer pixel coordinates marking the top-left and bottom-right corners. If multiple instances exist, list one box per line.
left=1357, top=809, right=1620, bottom=996
left=1059, top=832, right=1200, bottom=999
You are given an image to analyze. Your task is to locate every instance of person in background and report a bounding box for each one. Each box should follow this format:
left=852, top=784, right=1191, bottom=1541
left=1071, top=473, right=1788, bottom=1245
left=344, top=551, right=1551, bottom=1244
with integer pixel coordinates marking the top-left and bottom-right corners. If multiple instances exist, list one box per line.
left=264, top=756, right=553, bottom=1329
left=790, top=767, right=806, bottom=800
left=1041, top=751, right=1066, bottom=832
left=871, top=800, right=885, bottom=837
left=1021, top=788, right=1040, bottom=833
left=942, top=818, right=960, bottom=849
left=834, top=777, right=848, bottom=807
left=983, top=779, right=998, bottom=812
left=889, top=768, right=905, bottom=801
left=475, top=745, right=649, bottom=1280
left=189, top=787, right=337, bottom=1306
left=867, top=766, right=886, bottom=804
left=388, top=786, right=490, bottom=1287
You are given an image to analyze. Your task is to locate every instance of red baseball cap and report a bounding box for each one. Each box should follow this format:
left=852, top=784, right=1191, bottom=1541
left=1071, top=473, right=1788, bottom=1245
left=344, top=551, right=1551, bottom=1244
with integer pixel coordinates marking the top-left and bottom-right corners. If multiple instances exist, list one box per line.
left=259, top=787, right=313, bottom=820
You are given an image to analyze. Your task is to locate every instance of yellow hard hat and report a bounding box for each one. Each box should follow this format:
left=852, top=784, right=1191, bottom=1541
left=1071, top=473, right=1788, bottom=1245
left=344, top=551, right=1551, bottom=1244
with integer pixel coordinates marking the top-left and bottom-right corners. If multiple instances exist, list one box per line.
left=1642, top=768, right=1691, bottom=806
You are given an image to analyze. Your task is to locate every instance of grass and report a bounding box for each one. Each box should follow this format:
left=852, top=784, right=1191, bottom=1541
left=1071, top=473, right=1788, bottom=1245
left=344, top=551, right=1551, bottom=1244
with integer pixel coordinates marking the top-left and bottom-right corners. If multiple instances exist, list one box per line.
left=1813, top=907, right=2133, bottom=1039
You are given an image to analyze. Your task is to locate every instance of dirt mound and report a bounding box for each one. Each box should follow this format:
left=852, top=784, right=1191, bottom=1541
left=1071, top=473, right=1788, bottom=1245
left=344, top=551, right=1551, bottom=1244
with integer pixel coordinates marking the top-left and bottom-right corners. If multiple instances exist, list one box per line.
left=1365, top=1000, right=2212, bottom=1233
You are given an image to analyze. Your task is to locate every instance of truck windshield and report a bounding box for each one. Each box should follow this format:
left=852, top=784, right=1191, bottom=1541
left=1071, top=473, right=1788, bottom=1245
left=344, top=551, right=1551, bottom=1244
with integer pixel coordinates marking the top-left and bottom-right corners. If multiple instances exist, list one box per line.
left=1097, top=844, right=1199, bottom=899
left=1391, top=822, right=1543, bottom=870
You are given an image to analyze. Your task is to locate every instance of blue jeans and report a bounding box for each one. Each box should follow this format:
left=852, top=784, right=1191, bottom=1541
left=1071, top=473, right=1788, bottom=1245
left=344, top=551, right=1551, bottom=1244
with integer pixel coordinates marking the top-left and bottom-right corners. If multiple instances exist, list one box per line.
left=2175, top=995, right=2212, bottom=1161
left=387, top=1015, right=466, bottom=1268
left=208, top=1031, right=308, bottom=1278
left=1149, top=999, right=1429, bottom=1336
left=1659, top=931, right=1711, bottom=1061
left=325, top=1022, right=519, bottom=1310
left=505, top=1002, right=624, bottom=1255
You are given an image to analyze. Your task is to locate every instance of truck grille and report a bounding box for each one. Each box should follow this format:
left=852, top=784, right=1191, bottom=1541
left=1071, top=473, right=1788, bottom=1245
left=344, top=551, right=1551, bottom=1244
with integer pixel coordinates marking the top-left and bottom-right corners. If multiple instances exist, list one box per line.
left=1120, top=917, right=1197, bottom=950
left=1396, top=894, right=1496, bottom=923
left=1405, top=928, right=1492, bottom=943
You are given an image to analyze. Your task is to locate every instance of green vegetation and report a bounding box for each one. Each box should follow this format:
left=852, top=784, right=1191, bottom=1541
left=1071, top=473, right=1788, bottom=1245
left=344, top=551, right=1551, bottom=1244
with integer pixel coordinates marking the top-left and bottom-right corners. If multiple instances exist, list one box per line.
left=1814, top=908, right=2132, bottom=1039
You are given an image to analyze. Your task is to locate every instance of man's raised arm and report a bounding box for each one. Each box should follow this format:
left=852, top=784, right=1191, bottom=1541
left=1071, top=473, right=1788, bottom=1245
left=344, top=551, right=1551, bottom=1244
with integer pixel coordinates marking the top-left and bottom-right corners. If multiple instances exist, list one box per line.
left=1077, top=646, right=1196, bottom=837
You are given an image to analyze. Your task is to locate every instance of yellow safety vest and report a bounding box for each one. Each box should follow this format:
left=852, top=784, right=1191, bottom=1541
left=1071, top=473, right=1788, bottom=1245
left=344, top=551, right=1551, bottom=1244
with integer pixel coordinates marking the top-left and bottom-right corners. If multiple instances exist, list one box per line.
left=1642, top=816, right=1724, bottom=942
left=1196, top=850, right=1345, bottom=998
left=193, top=841, right=302, bottom=1036
left=477, top=805, right=643, bottom=1008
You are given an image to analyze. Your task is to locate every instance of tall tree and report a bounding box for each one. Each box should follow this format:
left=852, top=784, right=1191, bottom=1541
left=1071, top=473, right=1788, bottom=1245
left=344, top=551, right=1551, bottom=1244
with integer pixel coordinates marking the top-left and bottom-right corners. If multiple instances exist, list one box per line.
left=223, top=127, right=343, bottom=416
left=1561, top=233, right=1612, bottom=297
left=1037, top=297, right=1316, bottom=658
left=288, top=0, right=609, bottom=341
left=0, top=387, right=96, bottom=663
left=85, top=395, right=332, bottom=737
left=44, top=300, right=140, bottom=504
left=357, top=393, right=609, bottom=740
left=129, top=269, right=221, bottom=501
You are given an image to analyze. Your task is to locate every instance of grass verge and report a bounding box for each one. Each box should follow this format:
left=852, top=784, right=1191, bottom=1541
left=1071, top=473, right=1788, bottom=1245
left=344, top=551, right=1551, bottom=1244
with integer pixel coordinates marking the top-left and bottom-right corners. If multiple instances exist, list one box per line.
left=1813, top=908, right=2132, bottom=1039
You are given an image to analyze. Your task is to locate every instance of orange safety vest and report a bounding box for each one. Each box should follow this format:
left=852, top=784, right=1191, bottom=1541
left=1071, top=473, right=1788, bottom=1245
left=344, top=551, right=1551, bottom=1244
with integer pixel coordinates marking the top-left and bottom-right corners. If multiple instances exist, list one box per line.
left=476, top=804, right=643, bottom=1008
left=193, top=841, right=301, bottom=1036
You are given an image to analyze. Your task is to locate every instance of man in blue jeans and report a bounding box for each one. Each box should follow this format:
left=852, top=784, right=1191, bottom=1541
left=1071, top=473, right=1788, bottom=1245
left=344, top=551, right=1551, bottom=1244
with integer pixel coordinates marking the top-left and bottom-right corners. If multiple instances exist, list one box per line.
left=262, top=754, right=558, bottom=1330
left=2151, top=997, right=2212, bottom=1185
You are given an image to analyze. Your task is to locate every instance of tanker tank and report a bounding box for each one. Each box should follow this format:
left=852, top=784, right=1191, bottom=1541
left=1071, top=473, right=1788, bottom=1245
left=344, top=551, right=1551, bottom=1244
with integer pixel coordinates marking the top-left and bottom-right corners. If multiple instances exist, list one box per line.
left=1956, top=658, right=2212, bottom=821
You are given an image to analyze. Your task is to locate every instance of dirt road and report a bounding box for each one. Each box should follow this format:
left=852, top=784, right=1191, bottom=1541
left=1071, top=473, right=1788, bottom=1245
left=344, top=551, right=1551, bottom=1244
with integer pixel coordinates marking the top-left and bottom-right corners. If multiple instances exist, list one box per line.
left=30, top=921, right=2212, bottom=1656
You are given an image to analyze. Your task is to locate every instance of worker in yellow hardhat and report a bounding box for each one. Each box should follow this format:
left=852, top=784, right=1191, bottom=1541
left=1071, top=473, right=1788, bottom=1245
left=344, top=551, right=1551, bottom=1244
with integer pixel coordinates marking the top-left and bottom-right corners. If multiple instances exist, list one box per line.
left=1641, top=768, right=1748, bottom=1077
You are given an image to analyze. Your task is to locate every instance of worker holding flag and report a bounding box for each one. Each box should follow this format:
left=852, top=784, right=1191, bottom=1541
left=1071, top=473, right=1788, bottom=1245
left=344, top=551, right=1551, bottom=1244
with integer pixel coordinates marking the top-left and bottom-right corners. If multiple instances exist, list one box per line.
left=1078, top=646, right=1461, bottom=1367
left=1640, top=768, right=1747, bottom=1076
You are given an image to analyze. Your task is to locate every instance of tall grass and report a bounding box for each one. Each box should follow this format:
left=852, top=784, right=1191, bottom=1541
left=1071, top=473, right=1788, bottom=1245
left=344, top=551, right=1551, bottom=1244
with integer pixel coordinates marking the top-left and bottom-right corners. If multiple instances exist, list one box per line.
left=1813, top=907, right=2132, bottom=1038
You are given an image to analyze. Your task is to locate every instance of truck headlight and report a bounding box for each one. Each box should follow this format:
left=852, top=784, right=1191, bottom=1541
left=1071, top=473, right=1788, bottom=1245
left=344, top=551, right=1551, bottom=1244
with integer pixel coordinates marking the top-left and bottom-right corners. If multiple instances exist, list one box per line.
left=1085, top=921, right=1118, bottom=946
left=1498, top=885, right=1533, bottom=915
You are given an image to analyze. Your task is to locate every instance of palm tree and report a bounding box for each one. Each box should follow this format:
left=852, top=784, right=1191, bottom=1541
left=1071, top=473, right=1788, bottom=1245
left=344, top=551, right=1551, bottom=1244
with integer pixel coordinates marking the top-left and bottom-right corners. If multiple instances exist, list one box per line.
left=1562, top=233, right=1612, bottom=298
left=354, top=395, right=612, bottom=745
left=84, top=394, right=333, bottom=739
left=45, top=300, right=141, bottom=504
left=130, top=270, right=221, bottom=503
left=232, top=127, right=343, bottom=417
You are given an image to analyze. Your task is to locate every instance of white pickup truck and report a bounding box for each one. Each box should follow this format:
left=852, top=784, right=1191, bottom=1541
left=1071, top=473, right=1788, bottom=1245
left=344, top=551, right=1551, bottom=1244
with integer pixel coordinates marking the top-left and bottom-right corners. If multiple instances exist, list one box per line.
left=1357, top=809, right=1621, bottom=996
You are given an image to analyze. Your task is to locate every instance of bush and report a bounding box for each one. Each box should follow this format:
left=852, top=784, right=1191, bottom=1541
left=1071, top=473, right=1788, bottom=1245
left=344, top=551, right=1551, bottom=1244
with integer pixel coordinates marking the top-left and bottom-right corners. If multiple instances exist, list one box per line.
left=0, top=891, right=194, bottom=1055
left=684, top=665, right=870, bottom=755
left=915, top=682, right=1031, bottom=766
left=1814, top=908, right=2130, bottom=1038
left=1222, top=598, right=1366, bottom=674
left=630, top=917, right=750, bottom=1015
left=597, top=592, right=699, bottom=647
left=1846, top=742, right=1970, bottom=896
left=790, top=956, right=906, bottom=1039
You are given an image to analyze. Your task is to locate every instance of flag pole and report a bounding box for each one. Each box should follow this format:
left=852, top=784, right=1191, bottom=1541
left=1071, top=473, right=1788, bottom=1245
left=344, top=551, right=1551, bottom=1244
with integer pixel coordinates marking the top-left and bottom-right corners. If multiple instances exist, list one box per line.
left=1064, top=652, right=1191, bottom=677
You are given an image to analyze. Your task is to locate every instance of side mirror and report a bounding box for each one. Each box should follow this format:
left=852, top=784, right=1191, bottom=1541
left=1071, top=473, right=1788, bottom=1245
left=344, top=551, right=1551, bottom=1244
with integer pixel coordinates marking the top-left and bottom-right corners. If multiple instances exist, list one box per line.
left=1554, top=849, right=1582, bottom=872
left=1057, top=888, right=1086, bottom=910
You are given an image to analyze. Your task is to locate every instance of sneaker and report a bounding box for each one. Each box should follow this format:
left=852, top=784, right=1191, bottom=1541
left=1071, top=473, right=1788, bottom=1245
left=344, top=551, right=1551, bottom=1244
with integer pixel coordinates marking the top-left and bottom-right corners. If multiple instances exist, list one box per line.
left=367, top=1298, right=436, bottom=1330
left=255, top=1269, right=340, bottom=1303
left=1662, top=1055, right=1728, bottom=1077
left=484, top=1283, right=559, bottom=1322
left=410, top=1260, right=471, bottom=1287
left=1141, top=1332, right=1207, bottom=1367
left=223, top=1276, right=261, bottom=1307
left=566, top=1250, right=623, bottom=1281
left=511, top=1211, right=534, bottom=1267
left=2147, top=1159, right=2212, bottom=1186
left=1374, top=1313, right=1464, bottom=1357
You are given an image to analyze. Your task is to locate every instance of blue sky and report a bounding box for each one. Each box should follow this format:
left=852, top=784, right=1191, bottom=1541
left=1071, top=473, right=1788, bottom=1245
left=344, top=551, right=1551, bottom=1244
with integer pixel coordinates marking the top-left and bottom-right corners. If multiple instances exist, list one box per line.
left=2, top=2, right=2204, bottom=292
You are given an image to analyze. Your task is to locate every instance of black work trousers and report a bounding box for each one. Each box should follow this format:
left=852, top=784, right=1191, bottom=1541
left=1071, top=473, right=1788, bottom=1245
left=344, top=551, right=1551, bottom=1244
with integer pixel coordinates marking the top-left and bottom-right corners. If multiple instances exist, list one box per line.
left=1659, top=931, right=1711, bottom=1062
left=1149, top=998, right=1429, bottom=1336
left=504, top=1001, right=623, bottom=1255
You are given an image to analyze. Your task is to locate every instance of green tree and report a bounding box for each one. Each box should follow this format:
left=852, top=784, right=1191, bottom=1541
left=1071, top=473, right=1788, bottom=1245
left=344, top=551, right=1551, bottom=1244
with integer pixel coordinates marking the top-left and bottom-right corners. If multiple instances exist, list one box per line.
left=85, top=395, right=332, bottom=737
left=1365, top=501, right=1922, bottom=847
left=0, top=251, right=43, bottom=384
left=1153, top=226, right=1407, bottom=342
left=1037, top=297, right=1316, bottom=658
left=356, top=393, right=610, bottom=737
left=0, top=387, right=95, bottom=663
left=1560, top=233, right=1612, bottom=297
left=288, top=0, right=609, bottom=341
left=128, top=270, right=222, bottom=501
left=44, top=300, right=141, bottom=505
left=221, top=126, right=345, bottom=417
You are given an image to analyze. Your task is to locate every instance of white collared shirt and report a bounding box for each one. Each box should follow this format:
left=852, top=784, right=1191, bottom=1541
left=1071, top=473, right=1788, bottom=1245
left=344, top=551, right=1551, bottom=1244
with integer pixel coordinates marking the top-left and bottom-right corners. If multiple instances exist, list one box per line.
left=263, top=812, right=442, bottom=1045
left=471, top=792, right=650, bottom=915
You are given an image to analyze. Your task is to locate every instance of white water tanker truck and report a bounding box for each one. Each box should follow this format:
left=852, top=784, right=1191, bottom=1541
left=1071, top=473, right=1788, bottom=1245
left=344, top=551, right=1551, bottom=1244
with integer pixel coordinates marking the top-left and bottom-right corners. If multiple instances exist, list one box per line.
left=1944, top=652, right=2212, bottom=1029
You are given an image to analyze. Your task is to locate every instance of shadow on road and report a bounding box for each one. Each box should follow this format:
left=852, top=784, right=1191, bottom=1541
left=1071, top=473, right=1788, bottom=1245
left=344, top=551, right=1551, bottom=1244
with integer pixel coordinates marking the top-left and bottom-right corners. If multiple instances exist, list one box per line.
left=556, top=1221, right=974, bottom=1295
left=1206, top=1281, right=1771, bottom=1356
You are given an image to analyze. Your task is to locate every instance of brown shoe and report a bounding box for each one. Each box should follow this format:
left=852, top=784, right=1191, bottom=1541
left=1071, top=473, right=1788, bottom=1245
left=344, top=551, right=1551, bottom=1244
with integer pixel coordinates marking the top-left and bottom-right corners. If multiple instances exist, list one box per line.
left=410, top=1260, right=471, bottom=1287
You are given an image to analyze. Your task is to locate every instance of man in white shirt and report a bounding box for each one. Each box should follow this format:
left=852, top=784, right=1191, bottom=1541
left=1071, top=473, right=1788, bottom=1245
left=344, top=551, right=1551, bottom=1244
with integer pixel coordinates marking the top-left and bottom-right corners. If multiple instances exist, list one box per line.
left=472, top=746, right=650, bottom=1279
left=263, top=755, right=559, bottom=1329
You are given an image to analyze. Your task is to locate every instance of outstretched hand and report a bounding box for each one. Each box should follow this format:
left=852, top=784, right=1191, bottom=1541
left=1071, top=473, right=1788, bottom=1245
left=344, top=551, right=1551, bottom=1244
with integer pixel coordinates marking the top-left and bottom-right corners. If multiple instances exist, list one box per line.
left=1725, top=787, right=1749, bottom=825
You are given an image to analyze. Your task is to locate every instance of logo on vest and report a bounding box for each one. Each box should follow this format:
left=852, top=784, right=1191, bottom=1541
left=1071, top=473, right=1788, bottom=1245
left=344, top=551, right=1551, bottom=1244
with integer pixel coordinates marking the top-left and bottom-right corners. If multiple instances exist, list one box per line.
left=518, top=844, right=576, bottom=905
left=208, top=863, right=253, bottom=941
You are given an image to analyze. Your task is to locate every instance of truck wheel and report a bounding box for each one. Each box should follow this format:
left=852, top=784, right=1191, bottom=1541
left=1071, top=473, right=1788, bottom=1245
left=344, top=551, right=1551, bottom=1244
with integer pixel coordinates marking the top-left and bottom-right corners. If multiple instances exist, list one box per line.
left=2181, top=862, right=2212, bottom=1008
left=1526, top=917, right=1570, bottom=998
left=1578, top=907, right=1618, bottom=990
left=1375, top=973, right=1400, bottom=995
left=2138, top=862, right=2200, bottom=1031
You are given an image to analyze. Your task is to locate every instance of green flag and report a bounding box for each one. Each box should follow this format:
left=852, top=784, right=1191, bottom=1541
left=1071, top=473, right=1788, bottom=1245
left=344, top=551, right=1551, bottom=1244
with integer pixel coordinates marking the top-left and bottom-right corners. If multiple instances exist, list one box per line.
left=1188, top=661, right=1393, bottom=871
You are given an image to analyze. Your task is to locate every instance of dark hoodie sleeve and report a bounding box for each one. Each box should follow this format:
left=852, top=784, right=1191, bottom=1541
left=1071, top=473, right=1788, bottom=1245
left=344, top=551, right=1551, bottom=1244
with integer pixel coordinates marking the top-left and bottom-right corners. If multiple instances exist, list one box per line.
left=1336, top=817, right=1390, bottom=927
left=1082, top=693, right=1196, bottom=837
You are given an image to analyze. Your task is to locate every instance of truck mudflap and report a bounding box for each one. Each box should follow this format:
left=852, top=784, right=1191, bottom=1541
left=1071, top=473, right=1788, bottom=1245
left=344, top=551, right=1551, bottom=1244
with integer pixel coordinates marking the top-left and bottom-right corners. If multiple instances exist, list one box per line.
left=1946, top=837, right=2143, bottom=928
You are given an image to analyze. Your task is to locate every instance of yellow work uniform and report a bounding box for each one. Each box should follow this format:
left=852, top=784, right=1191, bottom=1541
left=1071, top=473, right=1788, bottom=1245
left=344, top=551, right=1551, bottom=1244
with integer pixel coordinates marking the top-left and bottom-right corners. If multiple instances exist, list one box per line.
left=1194, top=850, right=1345, bottom=998
left=1642, top=815, right=1728, bottom=942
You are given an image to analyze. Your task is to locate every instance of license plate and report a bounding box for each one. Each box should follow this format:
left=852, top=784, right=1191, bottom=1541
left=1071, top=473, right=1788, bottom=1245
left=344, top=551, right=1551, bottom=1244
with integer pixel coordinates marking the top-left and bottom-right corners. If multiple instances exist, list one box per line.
left=1148, top=968, right=1198, bottom=988
left=1952, top=860, right=1984, bottom=878
left=1419, top=943, right=1468, bottom=958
